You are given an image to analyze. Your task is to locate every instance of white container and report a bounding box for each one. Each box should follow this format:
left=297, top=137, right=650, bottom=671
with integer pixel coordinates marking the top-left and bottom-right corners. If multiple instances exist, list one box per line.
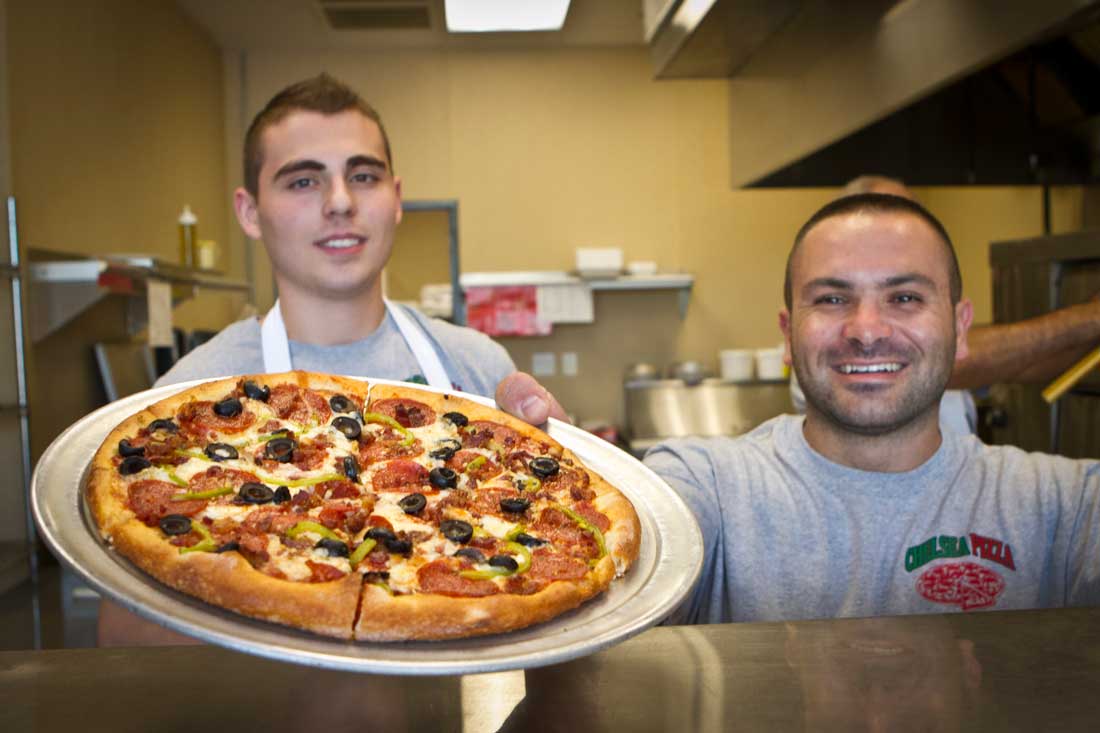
left=754, top=347, right=787, bottom=381
left=575, top=248, right=623, bottom=278
left=719, top=349, right=754, bottom=382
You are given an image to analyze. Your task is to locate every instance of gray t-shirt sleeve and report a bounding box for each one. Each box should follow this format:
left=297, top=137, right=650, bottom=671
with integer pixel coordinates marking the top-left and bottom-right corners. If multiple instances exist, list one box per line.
left=1061, top=459, right=1100, bottom=606
left=644, top=440, right=729, bottom=625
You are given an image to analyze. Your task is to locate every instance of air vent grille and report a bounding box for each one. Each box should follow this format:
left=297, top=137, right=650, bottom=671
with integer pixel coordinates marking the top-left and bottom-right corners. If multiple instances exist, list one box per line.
left=319, top=1, right=431, bottom=30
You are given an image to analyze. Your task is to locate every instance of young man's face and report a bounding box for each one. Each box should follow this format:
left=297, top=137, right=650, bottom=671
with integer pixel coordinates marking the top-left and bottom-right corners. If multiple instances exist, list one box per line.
left=780, top=210, right=973, bottom=435
left=234, top=109, right=402, bottom=302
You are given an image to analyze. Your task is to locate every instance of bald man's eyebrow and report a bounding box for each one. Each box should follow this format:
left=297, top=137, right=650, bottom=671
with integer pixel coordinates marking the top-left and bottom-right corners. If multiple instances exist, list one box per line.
left=883, top=273, right=938, bottom=290
left=347, top=154, right=388, bottom=172
left=803, top=277, right=852, bottom=292
left=272, top=159, right=324, bottom=182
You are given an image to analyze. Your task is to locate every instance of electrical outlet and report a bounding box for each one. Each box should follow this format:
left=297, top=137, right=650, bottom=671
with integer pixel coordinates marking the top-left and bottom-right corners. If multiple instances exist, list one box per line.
left=561, top=352, right=579, bottom=376
left=532, top=352, right=556, bottom=377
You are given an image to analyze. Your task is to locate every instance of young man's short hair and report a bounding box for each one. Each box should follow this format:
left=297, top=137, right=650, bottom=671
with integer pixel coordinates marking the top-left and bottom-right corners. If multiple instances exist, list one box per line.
left=783, top=193, right=963, bottom=310
left=243, top=73, right=392, bottom=197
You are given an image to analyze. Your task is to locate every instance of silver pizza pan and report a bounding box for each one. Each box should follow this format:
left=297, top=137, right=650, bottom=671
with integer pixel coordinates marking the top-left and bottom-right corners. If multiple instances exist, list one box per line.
left=32, top=377, right=703, bottom=675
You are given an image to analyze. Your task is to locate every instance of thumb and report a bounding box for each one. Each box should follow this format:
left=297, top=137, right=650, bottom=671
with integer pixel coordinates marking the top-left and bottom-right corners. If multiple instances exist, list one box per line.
left=495, top=372, right=570, bottom=426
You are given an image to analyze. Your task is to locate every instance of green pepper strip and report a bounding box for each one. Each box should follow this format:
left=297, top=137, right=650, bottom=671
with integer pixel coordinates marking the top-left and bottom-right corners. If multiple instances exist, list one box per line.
left=559, top=505, right=608, bottom=559
left=362, top=412, right=415, bottom=446
left=505, top=524, right=527, bottom=541
left=459, top=541, right=530, bottom=580
left=348, top=538, right=377, bottom=569
left=286, top=521, right=341, bottom=542
left=174, top=448, right=211, bottom=462
left=172, top=486, right=233, bottom=501
left=179, top=522, right=217, bottom=554
left=464, top=455, right=487, bottom=474
left=520, top=477, right=541, bottom=492
left=254, top=472, right=342, bottom=488
left=371, top=580, right=394, bottom=595
left=163, top=468, right=188, bottom=488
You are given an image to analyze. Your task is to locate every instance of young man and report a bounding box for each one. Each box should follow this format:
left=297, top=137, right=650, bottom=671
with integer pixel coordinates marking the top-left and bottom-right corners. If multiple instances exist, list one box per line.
left=158, top=74, right=560, bottom=425
left=99, top=74, right=560, bottom=645
left=648, top=194, right=1100, bottom=624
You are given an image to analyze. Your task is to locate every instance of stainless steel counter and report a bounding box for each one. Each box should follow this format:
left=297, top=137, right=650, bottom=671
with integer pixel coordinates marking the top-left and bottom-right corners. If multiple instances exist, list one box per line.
left=4, top=606, right=1099, bottom=731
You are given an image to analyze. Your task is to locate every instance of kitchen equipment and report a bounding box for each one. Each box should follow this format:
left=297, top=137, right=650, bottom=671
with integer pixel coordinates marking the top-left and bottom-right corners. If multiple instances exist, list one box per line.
left=624, top=362, right=660, bottom=384
left=754, top=347, right=787, bottom=380
left=666, top=360, right=708, bottom=385
left=33, top=378, right=703, bottom=675
left=575, top=248, right=623, bottom=279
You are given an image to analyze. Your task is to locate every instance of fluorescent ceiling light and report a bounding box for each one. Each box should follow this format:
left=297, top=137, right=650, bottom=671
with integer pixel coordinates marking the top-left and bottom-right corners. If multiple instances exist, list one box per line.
left=445, top=0, right=570, bottom=32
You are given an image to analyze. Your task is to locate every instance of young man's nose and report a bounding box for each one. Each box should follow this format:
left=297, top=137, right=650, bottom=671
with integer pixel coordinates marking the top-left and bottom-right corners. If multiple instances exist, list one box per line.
left=323, top=179, right=356, bottom=217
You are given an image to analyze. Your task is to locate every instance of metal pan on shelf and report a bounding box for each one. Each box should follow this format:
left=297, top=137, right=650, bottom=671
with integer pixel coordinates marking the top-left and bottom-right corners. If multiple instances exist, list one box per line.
left=32, top=378, right=703, bottom=675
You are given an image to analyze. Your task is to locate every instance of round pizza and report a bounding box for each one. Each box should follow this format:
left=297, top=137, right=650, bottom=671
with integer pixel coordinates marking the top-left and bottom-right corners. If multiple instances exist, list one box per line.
left=85, top=371, right=641, bottom=641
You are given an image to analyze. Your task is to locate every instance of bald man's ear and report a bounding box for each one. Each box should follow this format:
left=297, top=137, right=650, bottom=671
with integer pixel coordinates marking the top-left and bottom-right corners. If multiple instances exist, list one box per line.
left=234, top=187, right=262, bottom=241
left=779, top=309, right=793, bottom=367
left=954, top=298, right=974, bottom=362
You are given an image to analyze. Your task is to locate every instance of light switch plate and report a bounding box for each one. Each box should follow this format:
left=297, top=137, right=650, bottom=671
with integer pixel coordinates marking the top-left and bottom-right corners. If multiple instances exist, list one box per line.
left=561, top=352, right=578, bottom=376
left=532, top=352, right=556, bottom=377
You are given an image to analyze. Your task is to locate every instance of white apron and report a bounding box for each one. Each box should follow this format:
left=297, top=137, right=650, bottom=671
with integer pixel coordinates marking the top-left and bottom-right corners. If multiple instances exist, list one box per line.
left=260, top=298, right=452, bottom=389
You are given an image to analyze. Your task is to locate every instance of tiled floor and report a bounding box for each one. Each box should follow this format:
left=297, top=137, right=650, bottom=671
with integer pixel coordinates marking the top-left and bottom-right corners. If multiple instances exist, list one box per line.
left=0, top=559, right=99, bottom=650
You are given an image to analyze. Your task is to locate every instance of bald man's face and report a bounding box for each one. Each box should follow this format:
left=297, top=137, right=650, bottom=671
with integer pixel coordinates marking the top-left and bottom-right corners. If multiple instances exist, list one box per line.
left=780, top=210, right=972, bottom=435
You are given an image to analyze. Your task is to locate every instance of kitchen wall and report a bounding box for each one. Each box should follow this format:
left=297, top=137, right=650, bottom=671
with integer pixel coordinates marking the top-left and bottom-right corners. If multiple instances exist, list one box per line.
left=6, top=0, right=239, bottom=332
left=239, top=45, right=1083, bottom=426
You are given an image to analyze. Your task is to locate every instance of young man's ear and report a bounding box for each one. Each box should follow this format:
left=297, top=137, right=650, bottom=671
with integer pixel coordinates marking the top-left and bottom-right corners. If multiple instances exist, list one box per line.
left=393, top=176, right=403, bottom=226
left=233, top=187, right=262, bottom=240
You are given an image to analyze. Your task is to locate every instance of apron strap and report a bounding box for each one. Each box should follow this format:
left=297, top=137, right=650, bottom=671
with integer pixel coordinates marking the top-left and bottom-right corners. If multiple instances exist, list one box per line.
left=260, top=299, right=293, bottom=373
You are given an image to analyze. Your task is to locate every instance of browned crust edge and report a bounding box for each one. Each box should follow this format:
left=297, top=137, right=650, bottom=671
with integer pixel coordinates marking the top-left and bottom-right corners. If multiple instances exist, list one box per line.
left=111, top=519, right=361, bottom=639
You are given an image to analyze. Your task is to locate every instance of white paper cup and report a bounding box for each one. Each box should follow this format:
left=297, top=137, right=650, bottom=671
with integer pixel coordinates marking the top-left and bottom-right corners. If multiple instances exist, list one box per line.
left=719, top=349, right=754, bottom=382
left=754, top=348, right=787, bottom=381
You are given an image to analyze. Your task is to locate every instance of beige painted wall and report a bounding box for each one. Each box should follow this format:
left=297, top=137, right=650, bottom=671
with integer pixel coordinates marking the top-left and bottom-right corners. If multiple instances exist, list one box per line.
left=239, top=45, right=1081, bottom=425
left=7, top=0, right=239, bottom=332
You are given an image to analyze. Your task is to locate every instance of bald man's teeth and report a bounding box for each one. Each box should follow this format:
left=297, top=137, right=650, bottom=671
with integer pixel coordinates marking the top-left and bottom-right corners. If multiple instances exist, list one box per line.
left=322, top=238, right=360, bottom=249
left=840, top=363, right=902, bottom=374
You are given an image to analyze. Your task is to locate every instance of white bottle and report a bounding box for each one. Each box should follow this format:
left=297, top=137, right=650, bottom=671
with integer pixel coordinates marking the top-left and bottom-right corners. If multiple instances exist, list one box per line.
left=178, top=205, right=198, bottom=267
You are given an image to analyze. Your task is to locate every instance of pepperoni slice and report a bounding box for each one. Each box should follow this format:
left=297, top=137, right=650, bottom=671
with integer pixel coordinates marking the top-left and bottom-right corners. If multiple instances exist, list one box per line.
left=417, top=559, right=499, bottom=597
left=127, top=480, right=206, bottom=525
left=541, top=465, right=593, bottom=501
left=371, top=460, right=429, bottom=491
left=318, top=502, right=366, bottom=533
left=573, top=501, right=611, bottom=533
left=187, top=466, right=261, bottom=494
left=447, top=450, right=502, bottom=483
left=527, top=547, right=589, bottom=582
left=318, top=478, right=361, bottom=500
left=176, top=400, right=257, bottom=438
left=306, top=561, right=347, bottom=583
left=358, top=433, right=422, bottom=465
left=368, top=398, right=436, bottom=428
left=268, top=384, right=332, bottom=425
left=529, top=507, right=600, bottom=560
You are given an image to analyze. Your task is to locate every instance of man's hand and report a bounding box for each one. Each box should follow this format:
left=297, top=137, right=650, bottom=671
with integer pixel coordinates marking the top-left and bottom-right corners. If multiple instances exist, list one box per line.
left=495, top=372, right=570, bottom=425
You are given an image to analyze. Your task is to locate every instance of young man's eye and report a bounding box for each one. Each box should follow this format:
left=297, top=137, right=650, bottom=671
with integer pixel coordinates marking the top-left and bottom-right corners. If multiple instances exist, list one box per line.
left=893, top=293, right=922, bottom=304
left=815, top=295, right=845, bottom=306
left=350, top=172, right=378, bottom=184
left=288, top=177, right=314, bottom=190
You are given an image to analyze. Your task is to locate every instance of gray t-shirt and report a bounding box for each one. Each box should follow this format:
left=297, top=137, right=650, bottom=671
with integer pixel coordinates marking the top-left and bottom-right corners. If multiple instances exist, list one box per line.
left=157, top=305, right=515, bottom=399
left=646, top=414, right=1100, bottom=624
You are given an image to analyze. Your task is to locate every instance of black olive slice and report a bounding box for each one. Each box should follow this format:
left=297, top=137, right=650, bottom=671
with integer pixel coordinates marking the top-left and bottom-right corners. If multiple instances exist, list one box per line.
left=331, top=416, right=361, bottom=440
left=365, top=527, right=396, bottom=543
left=238, top=482, right=274, bottom=504
left=147, top=418, right=178, bottom=434
left=342, top=456, right=360, bottom=483
left=439, top=519, right=473, bottom=544
left=499, top=497, right=531, bottom=514
left=242, top=380, right=270, bottom=402
left=442, top=411, right=469, bottom=428
left=398, top=493, right=427, bottom=515
left=513, top=532, right=546, bottom=548
left=329, top=394, right=354, bottom=413
left=265, top=437, right=296, bottom=463
left=315, top=538, right=350, bottom=557
left=429, top=467, right=458, bottom=489
left=529, top=456, right=560, bottom=478
left=272, top=485, right=291, bottom=504
left=118, top=439, right=145, bottom=457
left=204, top=443, right=238, bottom=462
left=159, top=514, right=192, bottom=536
left=384, top=537, right=412, bottom=555
left=429, top=438, right=462, bottom=461
left=213, top=398, right=243, bottom=418
left=488, top=555, right=519, bottom=572
left=453, top=548, right=486, bottom=563
left=119, top=455, right=152, bottom=476
left=215, top=541, right=240, bottom=553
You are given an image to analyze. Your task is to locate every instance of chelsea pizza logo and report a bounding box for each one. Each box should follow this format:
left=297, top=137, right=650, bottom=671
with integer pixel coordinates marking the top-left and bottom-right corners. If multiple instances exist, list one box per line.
left=904, top=533, right=1015, bottom=611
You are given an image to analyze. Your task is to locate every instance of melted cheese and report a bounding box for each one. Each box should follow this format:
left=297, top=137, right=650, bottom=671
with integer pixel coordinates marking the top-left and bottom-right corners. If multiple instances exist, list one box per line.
left=372, top=500, right=436, bottom=536
left=479, top=514, right=518, bottom=539
left=200, top=504, right=252, bottom=521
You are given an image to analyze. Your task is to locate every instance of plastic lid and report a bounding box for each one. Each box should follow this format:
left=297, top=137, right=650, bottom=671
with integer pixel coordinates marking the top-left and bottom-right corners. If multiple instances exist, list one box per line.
left=178, top=205, right=198, bottom=225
